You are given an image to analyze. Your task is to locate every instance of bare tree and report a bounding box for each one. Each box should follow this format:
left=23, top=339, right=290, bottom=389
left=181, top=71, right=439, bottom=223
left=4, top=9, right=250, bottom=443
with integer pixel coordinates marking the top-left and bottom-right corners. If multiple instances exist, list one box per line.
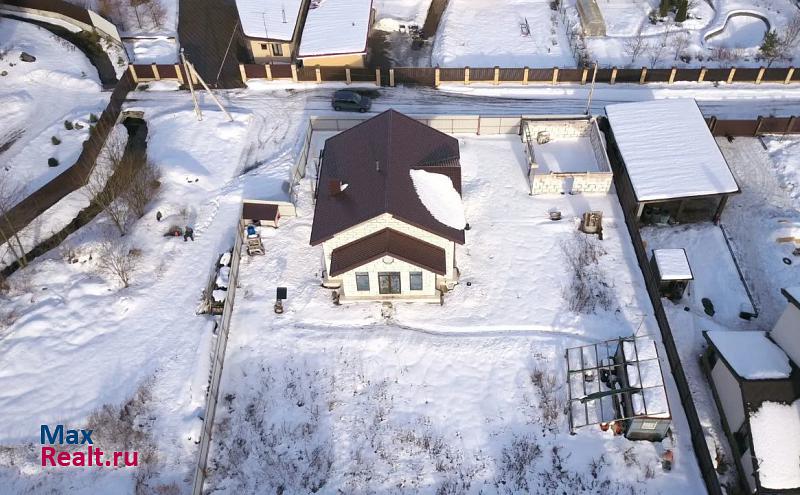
left=96, top=233, right=140, bottom=288
left=146, top=0, right=168, bottom=28
left=84, top=131, right=131, bottom=236
left=623, top=27, right=647, bottom=67
left=129, top=0, right=149, bottom=29
left=0, top=179, right=28, bottom=268
left=779, top=12, right=800, bottom=54
left=646, top=41, right=665, bottom=68
left=673, top=32, right=690, bottom=61
left=123, top=159, right=161, bottom=218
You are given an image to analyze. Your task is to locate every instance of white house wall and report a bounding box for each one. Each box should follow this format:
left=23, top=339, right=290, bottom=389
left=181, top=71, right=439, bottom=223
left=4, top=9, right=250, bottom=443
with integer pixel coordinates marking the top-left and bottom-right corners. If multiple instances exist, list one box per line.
left=321, top=214, right=456, bottom=280
left=710, top=359, right=746, bottom=433
left=770, top=304, right=800, bottom=366
left=339, top=258, right=438, bottom=300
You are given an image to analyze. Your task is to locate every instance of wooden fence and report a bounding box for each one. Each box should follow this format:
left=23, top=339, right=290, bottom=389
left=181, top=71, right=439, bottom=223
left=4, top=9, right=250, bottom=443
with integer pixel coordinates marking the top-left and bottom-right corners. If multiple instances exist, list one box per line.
left=154, top=64, right=800, bottom=87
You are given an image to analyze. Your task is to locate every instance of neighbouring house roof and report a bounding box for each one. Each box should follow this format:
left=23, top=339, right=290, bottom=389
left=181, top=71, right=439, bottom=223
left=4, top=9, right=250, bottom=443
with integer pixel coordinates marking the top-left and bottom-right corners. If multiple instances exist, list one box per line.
left=242, top=202, right=279, bottom=220
left=328, top=228, right=446, bottom=277
left=298, top=0, right=373, bottom=57
left=310, top=109, right=464, bottom=245
left=235, top=0, right=305, bottom=40
left=749, top=399, right=800, bottom=490
left=652, top=248, right=693, bottom=281
left=784, top=287, right=800, bottom=309
left=705, top=331, right=792, bottom=380
left=605, top=99, right=739, bottom=202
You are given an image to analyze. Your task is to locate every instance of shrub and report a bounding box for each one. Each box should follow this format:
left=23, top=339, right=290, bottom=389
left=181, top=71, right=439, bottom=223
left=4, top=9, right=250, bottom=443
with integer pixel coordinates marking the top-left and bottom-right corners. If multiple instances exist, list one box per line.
left=89, top=113, right=98, bottom=123
left=48, top=157, right=59, bottom=167
left=51, top=135, right=61, bottom=145
left=63, top=120, right=73, bottom=130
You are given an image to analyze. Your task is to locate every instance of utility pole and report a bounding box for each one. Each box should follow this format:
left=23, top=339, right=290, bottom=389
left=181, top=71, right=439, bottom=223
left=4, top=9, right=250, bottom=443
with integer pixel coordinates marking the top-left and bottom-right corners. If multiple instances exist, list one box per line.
left=181, top=49, right=202, bottom=121
left=187, top=62, right=235, bottom=122
left=585, top=62, right=598, bottom=116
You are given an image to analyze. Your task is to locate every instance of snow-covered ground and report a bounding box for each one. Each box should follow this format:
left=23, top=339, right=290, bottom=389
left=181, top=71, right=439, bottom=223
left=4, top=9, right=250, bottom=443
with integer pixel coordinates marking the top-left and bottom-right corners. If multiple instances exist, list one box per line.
left=0, top=87, right=309, bottom=492
left=204, top=132, right=705, bottom=493
left=0, top=18, right=109, bottom=204
left=433, top=0, right=575, bottom=67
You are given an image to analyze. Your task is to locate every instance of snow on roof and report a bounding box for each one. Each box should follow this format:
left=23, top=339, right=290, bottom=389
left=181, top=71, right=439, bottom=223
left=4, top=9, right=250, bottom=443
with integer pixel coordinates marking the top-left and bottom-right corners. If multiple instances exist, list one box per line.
left=749, top=399, right=800, bottom=490
left=235, top=0, right=304, bottom=40
left=707, top=331, right=792, bottom=379
left=653, top=248, right=693, bottom=281
left=409, top=169, right=466, bottom=230
left=605, top=99, right=739, bottom=202
left=298, top=0, right=373, bottom=57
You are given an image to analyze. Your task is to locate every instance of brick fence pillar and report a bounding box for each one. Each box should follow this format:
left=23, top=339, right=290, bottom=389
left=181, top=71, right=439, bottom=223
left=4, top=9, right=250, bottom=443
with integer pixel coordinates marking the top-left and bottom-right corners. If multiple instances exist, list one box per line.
left=291, top=64, right=298, bottom=82
left=151, top=63, right=160, bottom=80
left=375, top=68, right=380, bottom=86
left=639, top=67, right=647, bottom=84
left=345, top=66, right=351, bottom=84
left=698, top=67, right=707, bottom=83
left=493, top=66, right=500, bottom=85
left=727, top=67, right=736, bottom=84
left=581, top=67, right=588, bottom=85
left=755, top=66, right=765, bottom=84
left=266, top=64, right=273, bottom=81
left=435, top=66, right=440, bottom=87
left=238, top=64, right=246, bottom=83
left=785, top=67, right=795, bottom=84
left=176, top=64, right=184, bottom=84
left=551, top=67, right=559, bottom=85
left=465, top=66, right=470, bottom=85
left=668, top=67, right=677, bottom=84
left=128, top=65, right=139, bottom=83
left=389, top=68, right=395, bottom=87
left=315, top=66, right=321, bottom=83
left=610, top=67, right=618, bottom=85
left=523, top=67, right=529, bottom=85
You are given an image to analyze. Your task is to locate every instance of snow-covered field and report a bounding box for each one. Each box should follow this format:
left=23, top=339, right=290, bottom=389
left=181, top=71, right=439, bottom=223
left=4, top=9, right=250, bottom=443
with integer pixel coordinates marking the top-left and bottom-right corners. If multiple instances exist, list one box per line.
left=0, top=86, right=309, bottom=492
left=433, top=0, right=575, bottom=67
left=204, top=132, right=705, bottom=493
left=0, top=18, right=109, bottom=204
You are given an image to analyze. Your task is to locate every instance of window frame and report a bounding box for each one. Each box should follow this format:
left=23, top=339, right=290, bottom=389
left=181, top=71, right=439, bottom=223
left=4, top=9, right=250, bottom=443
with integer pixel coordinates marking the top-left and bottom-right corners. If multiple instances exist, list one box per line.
left=270, top=42, right=284, bottom=56
left=355, top=272, right=370, bottom=292
left=409, top=271, right=423, bottom=290
left=378, top=272, right=401, bottom=294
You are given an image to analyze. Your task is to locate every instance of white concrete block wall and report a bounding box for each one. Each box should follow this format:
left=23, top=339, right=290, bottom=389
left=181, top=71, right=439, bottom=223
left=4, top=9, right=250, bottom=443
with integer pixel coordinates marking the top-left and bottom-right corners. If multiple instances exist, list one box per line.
left=321, top=214, right=457, bottom=281
left=339, top=258, right=438, bottom=299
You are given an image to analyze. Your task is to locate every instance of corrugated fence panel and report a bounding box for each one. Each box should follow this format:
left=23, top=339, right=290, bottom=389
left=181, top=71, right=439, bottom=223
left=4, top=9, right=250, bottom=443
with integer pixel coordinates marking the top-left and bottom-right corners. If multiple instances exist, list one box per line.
left=528, top=68, right=552, bottom=82
left=614, top=69, right=641, bottom=83
left=499, top=68, right=524, bottom=82
left=711, top=119, right=759, bottom=136
left=157, top=64, right=177, bottom=79
left=440, top=68, right=465, bottom=81
left=594, top=68, right=613, bottom=83
left=297, top=67, right=316, bottom=82
left=676, top=68, right=702, bottom=82
left=394, top=67, right=435, bottom=85
left=762, top=67, right=789, bottom=82
left=350, top=68, right=374, bottom=82
left=270, top=64, right=293, bottom=79
left=703, top=68, right=730, bottom=82
left=243, top=64, right=266, bottom=79
left=133, top=64, right=155, bottom=79
left=732, top=67, right=760, bottom=83
left=646, top=69, right=671, bottom=83
left=469, top=67, right=494, bottom=81
left=757, top=117, right=792, bottom=133
left=321, top=67, right=347, bottom=81
left=558, top=68, right=583, bottom=82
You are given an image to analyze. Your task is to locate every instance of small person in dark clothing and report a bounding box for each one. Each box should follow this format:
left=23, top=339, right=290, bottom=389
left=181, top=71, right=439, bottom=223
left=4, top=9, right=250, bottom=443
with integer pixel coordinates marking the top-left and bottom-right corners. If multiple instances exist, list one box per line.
left=184, top=226, right=194, bottom=242
left=156, top=210, right=162, bottom=222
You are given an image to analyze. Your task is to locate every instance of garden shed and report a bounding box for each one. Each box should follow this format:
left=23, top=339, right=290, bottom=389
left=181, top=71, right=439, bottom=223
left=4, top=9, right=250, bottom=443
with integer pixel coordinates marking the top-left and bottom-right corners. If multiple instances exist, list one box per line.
left=605, top=99, right=740, bottom=224
left=650, top=248, right=693, bottom=301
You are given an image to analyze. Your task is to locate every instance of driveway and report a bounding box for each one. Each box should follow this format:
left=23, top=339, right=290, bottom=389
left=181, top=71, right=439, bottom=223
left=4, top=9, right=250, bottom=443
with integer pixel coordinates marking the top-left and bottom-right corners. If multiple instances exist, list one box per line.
left=177, top=0, right=244, bottom=88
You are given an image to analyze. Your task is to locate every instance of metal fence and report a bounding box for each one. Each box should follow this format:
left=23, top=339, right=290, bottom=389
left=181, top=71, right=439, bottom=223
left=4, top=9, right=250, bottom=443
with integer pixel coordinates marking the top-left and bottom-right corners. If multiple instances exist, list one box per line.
left=600, top=117, right=724, bottom=495
left=191, top=225, right=243, bottom=495
left=218, top=64, right=800, bottom=88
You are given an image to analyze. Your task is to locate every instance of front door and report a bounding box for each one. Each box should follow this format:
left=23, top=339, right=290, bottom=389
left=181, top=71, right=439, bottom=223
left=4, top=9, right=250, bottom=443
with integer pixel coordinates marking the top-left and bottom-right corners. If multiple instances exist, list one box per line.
left=378, top=272, right=401, bottom=294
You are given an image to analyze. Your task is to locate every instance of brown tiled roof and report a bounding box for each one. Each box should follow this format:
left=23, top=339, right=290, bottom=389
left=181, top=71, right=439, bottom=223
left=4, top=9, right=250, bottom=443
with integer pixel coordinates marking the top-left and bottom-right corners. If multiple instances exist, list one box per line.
left=329, top=228, right=446, bottom=277
left=310, top=109, right=464, bottom=246
left=242, top=202, right=279, bottom=220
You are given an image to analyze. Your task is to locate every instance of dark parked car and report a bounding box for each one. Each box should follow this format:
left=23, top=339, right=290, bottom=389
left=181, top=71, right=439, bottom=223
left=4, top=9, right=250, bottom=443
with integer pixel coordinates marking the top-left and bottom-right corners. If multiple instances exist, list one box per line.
left=332, top=90, right=371, bottom=113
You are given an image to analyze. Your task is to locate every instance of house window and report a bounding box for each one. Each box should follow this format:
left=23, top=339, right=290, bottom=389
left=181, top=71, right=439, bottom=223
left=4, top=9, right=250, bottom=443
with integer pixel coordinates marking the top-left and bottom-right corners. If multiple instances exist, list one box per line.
left=271, top=43, right=284, bottom=56
left=378, top=272, right=401, bottom=294
left=410, top=272, right=423, bottom=290
left=260, top=43, right=268, bottom=50
left=355, top=272, right=370, bottom=291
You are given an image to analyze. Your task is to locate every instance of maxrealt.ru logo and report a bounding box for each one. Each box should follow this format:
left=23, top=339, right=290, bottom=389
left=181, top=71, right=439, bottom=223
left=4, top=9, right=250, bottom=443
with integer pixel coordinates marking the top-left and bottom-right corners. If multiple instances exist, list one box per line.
left=40, top=425, right=139, bottom=467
